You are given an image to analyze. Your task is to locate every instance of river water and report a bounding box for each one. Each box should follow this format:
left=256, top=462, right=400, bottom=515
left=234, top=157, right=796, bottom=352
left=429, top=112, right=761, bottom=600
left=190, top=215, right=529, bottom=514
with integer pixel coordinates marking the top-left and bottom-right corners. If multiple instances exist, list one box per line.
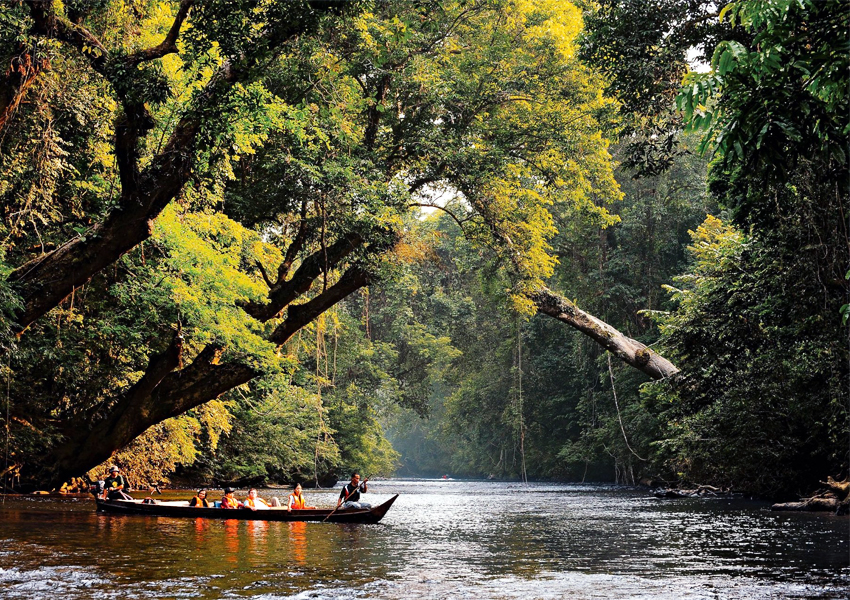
left=0, top=479, right=847, bottom=599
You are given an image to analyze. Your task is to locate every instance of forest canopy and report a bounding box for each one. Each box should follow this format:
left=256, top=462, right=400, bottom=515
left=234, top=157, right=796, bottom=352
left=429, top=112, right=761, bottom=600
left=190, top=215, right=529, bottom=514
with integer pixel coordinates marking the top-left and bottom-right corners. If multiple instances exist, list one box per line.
left=0, top=0, right=846, bottom=499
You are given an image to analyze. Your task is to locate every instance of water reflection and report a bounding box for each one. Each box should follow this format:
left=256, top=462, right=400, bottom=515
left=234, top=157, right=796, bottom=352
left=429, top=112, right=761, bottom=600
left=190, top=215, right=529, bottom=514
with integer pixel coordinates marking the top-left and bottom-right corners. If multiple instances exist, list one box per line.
left=0, top=481, right=847, bottom=599
left=222, top=519, right=239, bottom=566
left=288, top=521, right=308, bottom=566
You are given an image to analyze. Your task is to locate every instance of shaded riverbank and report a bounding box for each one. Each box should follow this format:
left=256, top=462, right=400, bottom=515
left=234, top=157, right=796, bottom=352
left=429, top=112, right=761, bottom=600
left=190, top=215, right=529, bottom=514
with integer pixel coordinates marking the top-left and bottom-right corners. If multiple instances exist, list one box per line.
left=1, top=479, right=848, bottom=599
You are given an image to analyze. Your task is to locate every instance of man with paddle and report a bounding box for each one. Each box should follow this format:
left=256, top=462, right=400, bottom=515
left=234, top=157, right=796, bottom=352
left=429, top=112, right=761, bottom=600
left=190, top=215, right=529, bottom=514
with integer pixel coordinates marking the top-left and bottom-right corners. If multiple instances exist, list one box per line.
left=337, top=472, right=370, bottom=510
left=101, top=465, right=132, bottom=500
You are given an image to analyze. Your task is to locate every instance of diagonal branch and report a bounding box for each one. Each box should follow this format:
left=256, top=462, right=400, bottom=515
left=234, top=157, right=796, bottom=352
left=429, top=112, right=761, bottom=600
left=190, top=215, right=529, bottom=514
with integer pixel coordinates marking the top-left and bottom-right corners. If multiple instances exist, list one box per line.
left=255, top=260, right=275, bottom=288
left=150, top=345, right=260, bottom=419
left=28, top=1, right=109, bottom=74
left=269, top=264, right=373, bottom=346
left=50, top=332, right=184, bottom=477
left=464, top=189, right=679, bottom=380
left=240, top=232, right=364, bottom=321
left=530, top=287, right=679, bottom=380
left=127, top=0, right=195, bottom=65
left=278, top=197, right=311, bottom=283
left=408, top=203, right=470, bottom=233
left=9, top=6, right=340, bottom=334
left=46, top=341, right=257, bottom=487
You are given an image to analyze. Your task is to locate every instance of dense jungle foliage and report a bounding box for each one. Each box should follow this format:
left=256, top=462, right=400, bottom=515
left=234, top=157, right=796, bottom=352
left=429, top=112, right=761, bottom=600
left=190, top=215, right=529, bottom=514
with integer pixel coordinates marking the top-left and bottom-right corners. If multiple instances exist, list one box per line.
left=0, top=0, right=846, bottom=499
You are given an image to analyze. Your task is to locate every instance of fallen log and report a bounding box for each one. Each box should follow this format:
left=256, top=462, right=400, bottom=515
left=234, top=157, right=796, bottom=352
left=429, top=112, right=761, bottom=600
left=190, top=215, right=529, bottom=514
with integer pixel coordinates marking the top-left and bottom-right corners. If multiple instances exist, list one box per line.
left=771, top=496, right=842, bottom=512
left=822, top=476, right=850, bottom=500
left=770, top=477, right=850, bottom=515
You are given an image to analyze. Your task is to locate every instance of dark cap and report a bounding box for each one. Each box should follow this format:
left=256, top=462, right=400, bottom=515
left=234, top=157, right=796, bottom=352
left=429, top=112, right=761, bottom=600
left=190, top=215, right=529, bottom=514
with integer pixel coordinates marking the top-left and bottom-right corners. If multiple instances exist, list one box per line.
left=224, top=487, right=235, bottom=494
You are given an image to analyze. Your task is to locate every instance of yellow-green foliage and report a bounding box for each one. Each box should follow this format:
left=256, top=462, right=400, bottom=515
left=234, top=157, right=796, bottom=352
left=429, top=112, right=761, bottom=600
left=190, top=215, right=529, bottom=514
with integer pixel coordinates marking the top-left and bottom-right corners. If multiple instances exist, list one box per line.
left=1, top=0, right=629, bottom=487
left=408, top=0, right=621, bottom=309
left=153, top=206, right=287, bottom=370
left=659, top=215, right=744, bottom=336
left=90, top=417, right=200, bottom=486
left=88, top=399, right=233, bottom=485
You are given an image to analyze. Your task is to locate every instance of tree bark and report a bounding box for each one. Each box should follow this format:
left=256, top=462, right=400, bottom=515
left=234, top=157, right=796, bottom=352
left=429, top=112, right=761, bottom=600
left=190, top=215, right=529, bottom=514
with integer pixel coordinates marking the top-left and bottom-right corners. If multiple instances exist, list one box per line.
left=36, top=256, right=379, bottom=488
left=240, top=232, right=364, bottom=321
left=529, top=287, right=679, bottom=380
left=269, top=264, right=372, bottom=345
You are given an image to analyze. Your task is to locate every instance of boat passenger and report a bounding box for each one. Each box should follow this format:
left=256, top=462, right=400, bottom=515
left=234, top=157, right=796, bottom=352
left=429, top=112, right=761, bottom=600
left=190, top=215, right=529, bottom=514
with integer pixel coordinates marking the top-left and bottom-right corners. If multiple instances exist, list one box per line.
left=287, top=483, right=316, bottom=511
left=102, top=465, right=132, bottom=500
left=337, top=472, right=371, bottom=510
left=221, top=487, right=241, bottom=509
left=189, top=489, right=210, bottom=507
left=243, top=488, right=271, bottom=511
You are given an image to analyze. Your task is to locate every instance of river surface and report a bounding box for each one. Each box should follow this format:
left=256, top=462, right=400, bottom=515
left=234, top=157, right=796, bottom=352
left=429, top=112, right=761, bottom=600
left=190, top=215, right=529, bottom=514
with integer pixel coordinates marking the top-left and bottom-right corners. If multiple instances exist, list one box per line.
left=0, top=479, right=848, bottom=599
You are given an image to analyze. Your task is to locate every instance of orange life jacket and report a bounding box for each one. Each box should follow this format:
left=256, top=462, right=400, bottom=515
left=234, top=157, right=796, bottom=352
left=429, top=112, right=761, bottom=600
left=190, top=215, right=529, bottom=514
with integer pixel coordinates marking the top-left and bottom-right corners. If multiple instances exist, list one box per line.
left=221, top=495, right=238, bottom=509
left=244, top=496, right=268, bottom=509
left=289, top=493, right=306, bottom=509
left=192, top=496, right=210, bottom=507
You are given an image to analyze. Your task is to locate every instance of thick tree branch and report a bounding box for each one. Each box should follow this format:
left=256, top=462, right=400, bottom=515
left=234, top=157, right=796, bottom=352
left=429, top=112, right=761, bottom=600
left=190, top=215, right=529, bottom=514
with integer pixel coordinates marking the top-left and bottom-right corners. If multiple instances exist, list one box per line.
left=46, top=341, right=258, bottom=488
left=465, top=186, right=680, bottom=380
left=127, top=0, right=195, bottom=65
left=49, top=332, right=184, bottom=483
left=240, top=232, right=364, bottom=321
left=364, top=74, right=391, bottom=150
left=8, top=6, right=339, bottom=334
left=530, top=287, right=679, bottom=380
left=150, top=346, right=260, bottom=418
left=255, top=260, right=275, bottom=288
left=28, top=1, right=109, bottom=74
left=278, top=198, right=311, bottom=283
left=42, top=250, right=368, bottom=486
left=269, top=265, right=373, bottom=346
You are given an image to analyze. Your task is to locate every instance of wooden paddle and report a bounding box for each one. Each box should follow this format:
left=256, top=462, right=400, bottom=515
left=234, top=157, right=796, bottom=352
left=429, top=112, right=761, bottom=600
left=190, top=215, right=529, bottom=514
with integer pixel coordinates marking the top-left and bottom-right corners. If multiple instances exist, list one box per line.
left=323, top=477, right=368, bottom=522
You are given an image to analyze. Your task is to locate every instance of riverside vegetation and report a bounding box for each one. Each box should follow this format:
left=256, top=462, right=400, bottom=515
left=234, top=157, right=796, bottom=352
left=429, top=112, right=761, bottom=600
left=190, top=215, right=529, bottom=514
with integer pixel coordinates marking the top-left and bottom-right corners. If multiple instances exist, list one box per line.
left=0, top=0, right=846, bottom=503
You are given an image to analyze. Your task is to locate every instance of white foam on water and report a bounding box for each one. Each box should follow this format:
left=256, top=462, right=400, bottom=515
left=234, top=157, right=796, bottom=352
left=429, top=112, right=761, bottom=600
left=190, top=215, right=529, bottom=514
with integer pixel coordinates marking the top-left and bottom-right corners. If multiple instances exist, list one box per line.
left=0, top=565, right=220, bottom=600
left=226, top=570, right=850, bottom=600
left=0, top=565, right=108, bottom=598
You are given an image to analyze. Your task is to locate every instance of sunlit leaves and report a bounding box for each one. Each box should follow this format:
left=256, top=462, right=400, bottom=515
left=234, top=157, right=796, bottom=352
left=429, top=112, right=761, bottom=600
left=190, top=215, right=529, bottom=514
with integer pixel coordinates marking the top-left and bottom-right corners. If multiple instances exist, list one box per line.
left=153, top=206, right=283, bottom=370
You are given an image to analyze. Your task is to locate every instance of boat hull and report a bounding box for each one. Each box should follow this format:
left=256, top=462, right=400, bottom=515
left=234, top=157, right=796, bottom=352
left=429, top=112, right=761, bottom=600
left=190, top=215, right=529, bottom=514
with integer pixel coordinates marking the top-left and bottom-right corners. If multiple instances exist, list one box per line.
left=95, top=494, right=398, bottom=524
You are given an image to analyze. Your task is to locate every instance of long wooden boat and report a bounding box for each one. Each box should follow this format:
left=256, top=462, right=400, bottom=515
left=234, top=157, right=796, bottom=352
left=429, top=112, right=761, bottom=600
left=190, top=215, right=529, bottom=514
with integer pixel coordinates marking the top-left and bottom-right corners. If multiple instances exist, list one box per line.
left=95, top=494, right=398, bottom=524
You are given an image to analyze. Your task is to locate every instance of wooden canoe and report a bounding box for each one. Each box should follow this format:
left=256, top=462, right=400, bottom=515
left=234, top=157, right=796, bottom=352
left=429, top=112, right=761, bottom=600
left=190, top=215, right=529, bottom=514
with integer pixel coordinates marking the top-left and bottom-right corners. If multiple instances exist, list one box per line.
left=95, top=494, right=398, bottom=524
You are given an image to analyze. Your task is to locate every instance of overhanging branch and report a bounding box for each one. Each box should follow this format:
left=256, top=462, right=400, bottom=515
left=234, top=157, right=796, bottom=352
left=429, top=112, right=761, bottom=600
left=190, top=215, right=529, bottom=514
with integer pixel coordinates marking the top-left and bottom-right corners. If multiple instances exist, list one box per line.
left=240, top=232, right=364, bottom=322
left=9, top=4, right=340, bottom=334
left=269, top=265, right=372, bottom=346
left=127, top=0, right=195, bottom=65
left=530, top=287, right=679, bottom=380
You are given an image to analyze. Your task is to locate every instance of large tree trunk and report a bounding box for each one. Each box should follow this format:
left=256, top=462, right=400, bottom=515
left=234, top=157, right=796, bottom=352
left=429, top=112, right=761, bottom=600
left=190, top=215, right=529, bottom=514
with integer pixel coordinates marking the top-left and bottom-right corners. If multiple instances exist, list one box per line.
left=41, top=342, right=259, bottom=489
left=32, top=260, right=378, bottom=489
left=530, top=287, right=679, bottom=380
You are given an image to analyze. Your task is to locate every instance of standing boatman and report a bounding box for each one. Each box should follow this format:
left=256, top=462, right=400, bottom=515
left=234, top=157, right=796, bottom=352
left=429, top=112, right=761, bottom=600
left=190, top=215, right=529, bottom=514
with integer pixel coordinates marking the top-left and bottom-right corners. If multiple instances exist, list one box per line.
left=337, top=472, right=371, bottom=509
